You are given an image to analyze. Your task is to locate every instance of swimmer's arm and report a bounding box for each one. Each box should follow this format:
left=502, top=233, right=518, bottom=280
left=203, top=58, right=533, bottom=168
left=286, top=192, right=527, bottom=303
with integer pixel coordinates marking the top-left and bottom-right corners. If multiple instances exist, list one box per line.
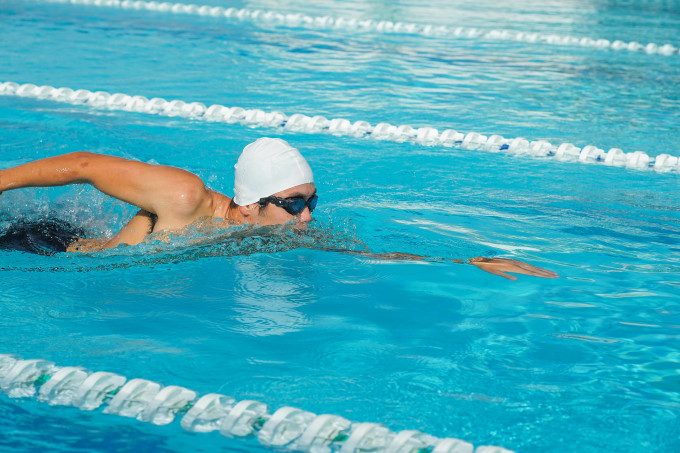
left=0, top=152, right=212, bottom=227
left=66, top=210, right=158, bottom=253
left=103, top=209, right=157, bottom=250
left=457, top=257, right=558, bottom=280
left=319, top=247, right=558, bottom=280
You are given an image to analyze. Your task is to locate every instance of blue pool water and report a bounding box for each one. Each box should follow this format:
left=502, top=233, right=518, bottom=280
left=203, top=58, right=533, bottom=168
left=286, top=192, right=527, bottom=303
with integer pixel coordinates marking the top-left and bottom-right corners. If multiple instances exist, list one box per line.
left=1, top=0, right=679, bottom=452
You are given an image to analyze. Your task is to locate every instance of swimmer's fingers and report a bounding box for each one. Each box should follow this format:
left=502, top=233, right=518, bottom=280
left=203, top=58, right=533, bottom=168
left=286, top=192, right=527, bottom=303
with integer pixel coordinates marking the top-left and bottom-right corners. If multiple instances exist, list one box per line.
left=516, top=260, right=559, bottom=279
left=472, top=263, right=518, bottom=281
left=500, top=258, right=559, bottom=278
left=470, top=257, right=559, bottom=280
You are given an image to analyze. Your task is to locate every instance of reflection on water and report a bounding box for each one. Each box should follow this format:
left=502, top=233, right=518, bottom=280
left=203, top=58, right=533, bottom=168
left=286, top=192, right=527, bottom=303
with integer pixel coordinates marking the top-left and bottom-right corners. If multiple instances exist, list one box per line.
left=231, top=255, right=316, bottom=337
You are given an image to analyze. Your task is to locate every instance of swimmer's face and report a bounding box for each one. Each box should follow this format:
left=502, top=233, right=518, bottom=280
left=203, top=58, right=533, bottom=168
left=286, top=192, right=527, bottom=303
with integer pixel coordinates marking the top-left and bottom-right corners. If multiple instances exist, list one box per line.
left=239, top=183, right=317, bottom=226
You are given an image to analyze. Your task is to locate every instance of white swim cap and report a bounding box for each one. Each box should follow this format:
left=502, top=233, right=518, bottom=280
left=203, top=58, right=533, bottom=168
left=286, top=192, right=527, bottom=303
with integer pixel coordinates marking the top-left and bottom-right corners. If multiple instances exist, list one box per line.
left=233, top=137, right=314, bottom=206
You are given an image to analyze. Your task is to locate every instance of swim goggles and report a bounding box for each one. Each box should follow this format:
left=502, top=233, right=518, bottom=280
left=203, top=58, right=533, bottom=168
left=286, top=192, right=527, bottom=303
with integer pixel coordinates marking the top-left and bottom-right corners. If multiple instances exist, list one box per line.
left=259, top=194, right=318, bottom=215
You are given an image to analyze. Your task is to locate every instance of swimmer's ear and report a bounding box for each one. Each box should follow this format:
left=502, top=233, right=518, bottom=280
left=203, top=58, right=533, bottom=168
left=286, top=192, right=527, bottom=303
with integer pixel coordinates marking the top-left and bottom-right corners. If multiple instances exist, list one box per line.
left=237, top=203, right=259, bottom=218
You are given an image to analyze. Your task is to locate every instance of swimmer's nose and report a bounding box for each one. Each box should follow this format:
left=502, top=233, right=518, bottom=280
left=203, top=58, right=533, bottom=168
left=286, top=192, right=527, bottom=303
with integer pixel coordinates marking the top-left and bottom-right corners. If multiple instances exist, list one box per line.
left=298, top=207, right=313, bottom=223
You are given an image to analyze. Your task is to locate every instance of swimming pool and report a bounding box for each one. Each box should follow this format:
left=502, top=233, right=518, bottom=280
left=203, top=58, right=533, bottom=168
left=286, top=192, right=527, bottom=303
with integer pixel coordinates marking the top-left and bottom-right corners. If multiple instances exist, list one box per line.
left=1, top=0, right=679, bottom=451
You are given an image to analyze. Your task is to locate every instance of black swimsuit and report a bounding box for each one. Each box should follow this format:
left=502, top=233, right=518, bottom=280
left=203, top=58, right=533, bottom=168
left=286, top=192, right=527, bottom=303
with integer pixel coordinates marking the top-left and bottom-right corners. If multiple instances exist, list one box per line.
left=0, top=218, right=85, bottom=255
left=0, top=211, right=160, bottom=255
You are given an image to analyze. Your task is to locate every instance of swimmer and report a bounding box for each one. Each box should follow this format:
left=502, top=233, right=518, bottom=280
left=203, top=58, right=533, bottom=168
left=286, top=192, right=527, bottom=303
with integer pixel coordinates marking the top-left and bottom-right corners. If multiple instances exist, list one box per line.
left=0, top=137, right=557, bottom=280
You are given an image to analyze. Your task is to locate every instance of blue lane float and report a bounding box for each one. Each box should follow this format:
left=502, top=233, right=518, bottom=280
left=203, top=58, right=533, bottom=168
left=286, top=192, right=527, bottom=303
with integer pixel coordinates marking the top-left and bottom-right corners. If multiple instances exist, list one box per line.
left=1, top=80, right=678, bottom=174
left=39, top=0, right=680, bottom=57
left=0, top=353, right=513, bottom=453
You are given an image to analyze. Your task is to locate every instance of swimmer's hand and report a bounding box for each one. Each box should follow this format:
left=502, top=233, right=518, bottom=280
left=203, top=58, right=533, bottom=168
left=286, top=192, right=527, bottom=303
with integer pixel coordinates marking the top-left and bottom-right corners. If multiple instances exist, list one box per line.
left=467, top=257, right=559, bottom=281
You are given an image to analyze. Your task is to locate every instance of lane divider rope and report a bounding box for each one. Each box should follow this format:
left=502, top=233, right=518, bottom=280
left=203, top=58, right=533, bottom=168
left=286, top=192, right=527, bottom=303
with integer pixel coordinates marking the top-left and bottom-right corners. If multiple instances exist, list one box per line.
left=40, top=0, right=680, bottom=57
left=0, top=353, right=513, bottom=453
left=1, top=80, right=679, bottom=174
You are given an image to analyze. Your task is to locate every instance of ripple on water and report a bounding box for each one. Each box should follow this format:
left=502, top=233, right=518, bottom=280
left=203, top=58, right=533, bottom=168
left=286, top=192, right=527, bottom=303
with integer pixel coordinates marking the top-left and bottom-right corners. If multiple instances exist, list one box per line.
left=0, top=301, right=33, bottom=329
left=554, top=333, right=620, bottom=344
left=546, top=301, right=598, bottom=308
left=137, top=349, right=219, bottom=390
left=219, top=255, right=318, bottom=337
left=315, top=255, right=382, bottom=285
left=305, top=331, right=393, bottom=377
left=233, top=254, right=319, bottom=298
left=330, top=264, right=379, bottom=284
left=661, top=281, right=680, bottom=287
left=231, top=308, right=311, bottom=337
left=219, top=364, right=402, bottom=426
left=596, top=291, right=659, bottom=298
left=613, top=402, right=680, bottom=450
left=46, top=304, right=100, bottom=320
left=0, top=285, right=68, bottom=330
left=386, top=371, right=447, bottom=396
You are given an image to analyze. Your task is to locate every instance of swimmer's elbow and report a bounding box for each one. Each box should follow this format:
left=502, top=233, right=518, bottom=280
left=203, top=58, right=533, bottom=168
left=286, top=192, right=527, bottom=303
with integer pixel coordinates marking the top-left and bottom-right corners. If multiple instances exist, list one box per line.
left=61, top=151, right=99, bottom=183
left=65, top=151, right=97, bottom=165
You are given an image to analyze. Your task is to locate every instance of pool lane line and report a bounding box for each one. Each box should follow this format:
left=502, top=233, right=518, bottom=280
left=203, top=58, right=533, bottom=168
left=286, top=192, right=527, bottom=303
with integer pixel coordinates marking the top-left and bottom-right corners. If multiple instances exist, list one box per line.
left=1, top=80, right=679, bottom=174
left=0, top=354, right=514, bottom=453
left=38, top=0, right=680, bottom=58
